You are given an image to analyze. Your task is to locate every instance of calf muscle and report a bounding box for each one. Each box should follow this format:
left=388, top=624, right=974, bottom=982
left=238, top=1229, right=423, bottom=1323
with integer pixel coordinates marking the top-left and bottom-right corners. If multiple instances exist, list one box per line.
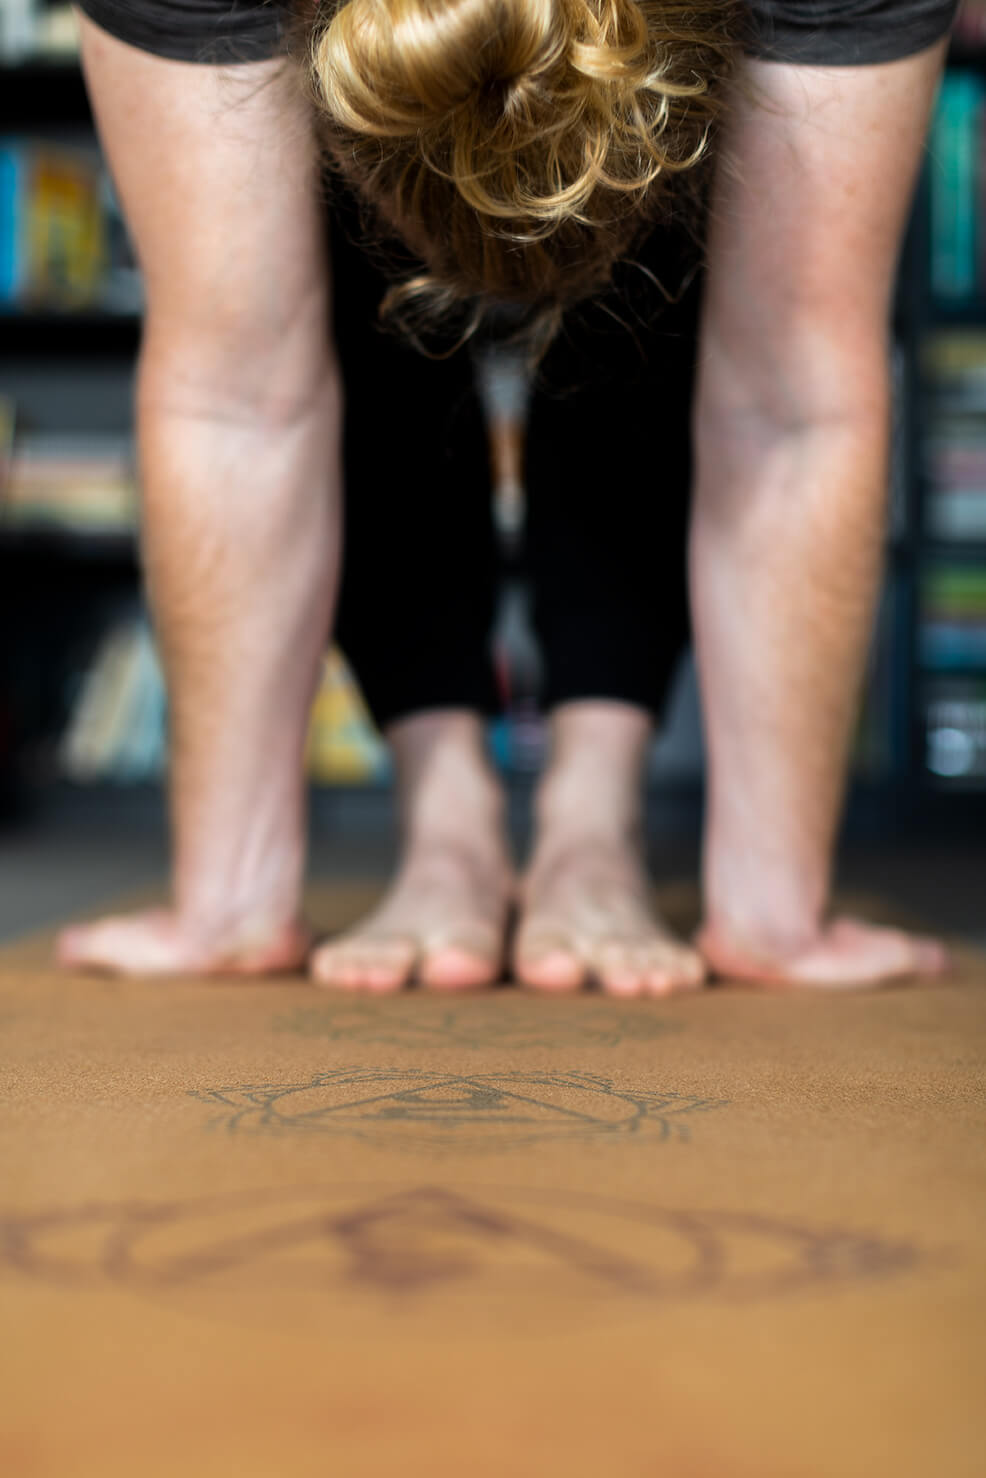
left=74, top=12, right=340, bottom=941
left=692, top=49, right=944, bottom=951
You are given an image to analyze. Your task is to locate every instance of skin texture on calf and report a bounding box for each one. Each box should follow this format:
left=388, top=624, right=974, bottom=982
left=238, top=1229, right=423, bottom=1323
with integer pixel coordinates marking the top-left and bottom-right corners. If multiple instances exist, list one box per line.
left=59, top=18, right=339, bottom=975
left=57, top=20, right=948, bottom=989
left=690, top=45, right=949, bottom=986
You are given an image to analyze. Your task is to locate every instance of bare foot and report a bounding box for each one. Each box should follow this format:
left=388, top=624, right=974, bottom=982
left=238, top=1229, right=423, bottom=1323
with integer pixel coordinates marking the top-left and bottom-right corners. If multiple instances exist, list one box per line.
left=697, top=915, right=948, bottom=990
left=310, top=712, right=513, bottom=992
left=514, top=702, right=705, bottom=996
left=311, top=840, right=512, bottom=992
left=56, top=909, right=310, bottom=977
left=515, top=838, right=704, bottom=995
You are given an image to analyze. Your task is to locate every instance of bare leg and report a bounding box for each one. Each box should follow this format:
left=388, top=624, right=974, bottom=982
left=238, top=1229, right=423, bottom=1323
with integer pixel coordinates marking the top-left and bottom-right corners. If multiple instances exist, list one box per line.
left=57, top=23, right=334, bottom=976
left=514, top=702, right=705, bottom=995
left=691, top=49, right=948, bottom=988
left=310, top=712, right=513, bottom=991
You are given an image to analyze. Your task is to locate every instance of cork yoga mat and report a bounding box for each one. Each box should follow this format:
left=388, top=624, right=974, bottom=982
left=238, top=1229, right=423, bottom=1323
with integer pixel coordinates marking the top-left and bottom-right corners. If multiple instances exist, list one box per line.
left=1, top=882, right=984, bottom=1478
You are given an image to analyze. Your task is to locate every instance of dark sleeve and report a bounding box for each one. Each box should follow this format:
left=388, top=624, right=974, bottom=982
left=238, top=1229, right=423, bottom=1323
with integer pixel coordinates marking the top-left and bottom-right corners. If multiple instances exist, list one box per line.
left=744, top=0, right=961, bottom=65
left=75, top=0, right=289, bottom=64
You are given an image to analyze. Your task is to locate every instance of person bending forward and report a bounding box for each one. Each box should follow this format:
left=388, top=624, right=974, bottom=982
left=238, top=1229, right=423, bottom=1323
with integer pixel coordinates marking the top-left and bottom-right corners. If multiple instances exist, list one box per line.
left=58, top=0, right=953, bottom=988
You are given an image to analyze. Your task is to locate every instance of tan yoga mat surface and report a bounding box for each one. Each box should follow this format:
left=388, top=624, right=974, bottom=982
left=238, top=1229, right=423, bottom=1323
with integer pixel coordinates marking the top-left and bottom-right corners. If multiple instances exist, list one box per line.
left=1, top=882, right=984, bottom=1477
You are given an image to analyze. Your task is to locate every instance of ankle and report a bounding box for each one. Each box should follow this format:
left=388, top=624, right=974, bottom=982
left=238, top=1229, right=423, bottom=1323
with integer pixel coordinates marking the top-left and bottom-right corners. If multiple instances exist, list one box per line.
left=400, top=833, right=514, bottom=898
left=703, top=869, right=827, bottom=959
left=403, top=762, right=507, bottom=855
left=534, top=759, right=645, bottom=855
left=388, top=710, right=505, bottom=840
left=175, top=840, right=305, bottom=939
left=703, top=808, right=833, bottom=957
left=536, top=701, right=651, bottom=844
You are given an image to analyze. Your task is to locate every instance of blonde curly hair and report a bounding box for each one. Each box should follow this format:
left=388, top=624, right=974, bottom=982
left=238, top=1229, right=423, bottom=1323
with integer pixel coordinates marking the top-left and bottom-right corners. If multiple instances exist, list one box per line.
left=308, top=0, right=736, bottom=338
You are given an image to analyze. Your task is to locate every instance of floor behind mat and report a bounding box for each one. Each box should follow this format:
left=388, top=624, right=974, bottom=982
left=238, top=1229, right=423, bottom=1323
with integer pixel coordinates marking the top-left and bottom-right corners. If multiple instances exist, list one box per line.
left=1, top=881, right=984, bottom=1477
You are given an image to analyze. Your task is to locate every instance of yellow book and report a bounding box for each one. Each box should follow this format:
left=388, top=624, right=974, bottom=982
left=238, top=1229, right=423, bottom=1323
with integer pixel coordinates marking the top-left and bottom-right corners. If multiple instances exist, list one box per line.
left=305, top=649, right=388, bottom=785
left=26, top=147, right=106, bottom=309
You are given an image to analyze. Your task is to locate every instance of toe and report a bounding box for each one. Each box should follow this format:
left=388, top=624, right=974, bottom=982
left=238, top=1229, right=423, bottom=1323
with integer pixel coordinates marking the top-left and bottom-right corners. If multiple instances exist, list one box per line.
left=516, top=950, right=585, bottom=992
left=595, top=942, right=650, bottom=997
left=790, top=919, right=949, bottom=989
left=420, top=945, right=501, bottom=991
left=913, top=936, right=949, bottom=975
left=513, top=928, right=586, bottom=991
left=595, top=937, right=707, bottom=997
left=56, top=924, right=91, bottom=967
left=311, top=937, right=417, bottom=992
left=644, top=945, right=707, bottom=996
left=309, top=949, right=360, bottom=990
left=56, top=913, right=174, bottom=975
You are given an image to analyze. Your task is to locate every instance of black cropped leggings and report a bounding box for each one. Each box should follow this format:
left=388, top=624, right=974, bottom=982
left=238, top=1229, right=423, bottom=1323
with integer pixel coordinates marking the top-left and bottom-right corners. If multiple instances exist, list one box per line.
left=329, top=196, right=702, bottom=731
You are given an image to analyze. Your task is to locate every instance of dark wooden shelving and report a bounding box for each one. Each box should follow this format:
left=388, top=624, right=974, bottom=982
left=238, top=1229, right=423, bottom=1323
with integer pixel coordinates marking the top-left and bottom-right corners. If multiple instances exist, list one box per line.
left=1, top=310, right=141, bottom=357
left=920, top=540, right=986, bottom=561
left=0, top=525, right=137, bottom=567
left=920, top=660, right=986, bottom=675
left=929, top=299, right=986, bottom=327
left=0, top=60, right=91, bottom=126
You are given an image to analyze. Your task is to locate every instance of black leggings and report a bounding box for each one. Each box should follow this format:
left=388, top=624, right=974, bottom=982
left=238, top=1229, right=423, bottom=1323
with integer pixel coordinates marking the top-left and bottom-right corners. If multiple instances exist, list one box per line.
left=329, top=197, right=702, bottom=730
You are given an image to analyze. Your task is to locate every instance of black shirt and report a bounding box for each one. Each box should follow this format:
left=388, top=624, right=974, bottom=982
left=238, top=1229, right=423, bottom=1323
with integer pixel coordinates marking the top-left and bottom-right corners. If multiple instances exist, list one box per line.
left=76, top=0, right=960, bottom=68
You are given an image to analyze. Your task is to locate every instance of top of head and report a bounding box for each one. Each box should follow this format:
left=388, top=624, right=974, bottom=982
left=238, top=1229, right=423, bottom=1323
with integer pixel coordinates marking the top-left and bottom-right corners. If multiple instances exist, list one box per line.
left=309, top=0, right=736, bottom=324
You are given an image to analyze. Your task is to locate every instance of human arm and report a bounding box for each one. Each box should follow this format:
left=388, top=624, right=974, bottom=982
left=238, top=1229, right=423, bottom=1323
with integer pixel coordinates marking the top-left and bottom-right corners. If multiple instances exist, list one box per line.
left=691, top=44, right=948, bottom=985
left=58, top=15, right=342, bottom=973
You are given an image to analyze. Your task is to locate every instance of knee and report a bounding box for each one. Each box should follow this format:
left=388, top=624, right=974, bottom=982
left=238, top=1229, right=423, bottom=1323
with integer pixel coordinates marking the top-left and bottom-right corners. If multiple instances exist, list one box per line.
left=138, top=282, right=337, bottom=429
left=698, top=313, right=891, bottom=440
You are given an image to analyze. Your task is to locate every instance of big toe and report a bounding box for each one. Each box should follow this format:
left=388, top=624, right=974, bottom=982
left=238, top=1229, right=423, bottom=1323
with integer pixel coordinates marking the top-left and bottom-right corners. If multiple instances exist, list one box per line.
left=420, top=926, right=503, bottom=991
left=513, top=928, right=586, bottom=992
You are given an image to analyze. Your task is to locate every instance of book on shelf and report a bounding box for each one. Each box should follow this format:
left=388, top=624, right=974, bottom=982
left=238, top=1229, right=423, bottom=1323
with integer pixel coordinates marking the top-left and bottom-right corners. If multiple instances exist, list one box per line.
left=923, top=329, right=986, bottom=407
left=305, top=648, right=390, bottom=785
left=928, top=70, right=985, bottom=302
left=0, top=136, right=141, bottom=314
left=920, top=562, right=986, bottom=668
left=925, top=674, right=986, bottom=782
left=924, top=418, right=986, bottom=539
left=58, top=619, right=390, bottom=785
left=921, top=332, right=986, bottom=541
left=0, top=428, right=138, bottom=536
left=0, top=2, right=78, bottom=62
left=60, top=614, right=166, bottom=783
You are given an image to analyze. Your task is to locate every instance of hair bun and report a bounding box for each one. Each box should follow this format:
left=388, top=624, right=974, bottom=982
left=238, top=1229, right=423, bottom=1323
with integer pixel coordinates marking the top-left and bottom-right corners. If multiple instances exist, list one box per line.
left=316, top=0, right=574, bottom=132
left=311, top=0, right=735, bottom=330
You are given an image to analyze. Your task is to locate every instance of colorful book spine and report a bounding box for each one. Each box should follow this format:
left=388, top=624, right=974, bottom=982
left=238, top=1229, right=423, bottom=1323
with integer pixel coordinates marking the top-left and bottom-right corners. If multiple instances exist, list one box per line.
left=925, top=676, right=986, bottom=781
left=0, top=144, right=27, bottom=305
left=305, top=650, right=389, bottom=785
left=929, top=72, right=984, bottom=301
left=921, top=564, right=986, bottom=669
left=0, top=139, right=109, bottom=310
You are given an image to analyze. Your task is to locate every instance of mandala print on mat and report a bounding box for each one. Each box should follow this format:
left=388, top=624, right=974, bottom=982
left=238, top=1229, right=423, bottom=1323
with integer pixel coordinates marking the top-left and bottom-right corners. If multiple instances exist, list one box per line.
left=190, top=1069, right=726, bottom=1150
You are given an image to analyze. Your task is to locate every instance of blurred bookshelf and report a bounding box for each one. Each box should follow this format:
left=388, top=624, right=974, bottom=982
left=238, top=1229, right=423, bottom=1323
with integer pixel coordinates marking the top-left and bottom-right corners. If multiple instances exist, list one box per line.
left=908, top=20, right=986, bottom=801
left=2, top=1, right=986, bottom=828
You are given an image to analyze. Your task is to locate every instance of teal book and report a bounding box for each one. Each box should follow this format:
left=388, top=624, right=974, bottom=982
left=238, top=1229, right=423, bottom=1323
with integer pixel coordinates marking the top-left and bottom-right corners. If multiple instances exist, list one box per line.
left=0, top=142, right=26, bottom=305
left=930, top=72, right=983, bottom=301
